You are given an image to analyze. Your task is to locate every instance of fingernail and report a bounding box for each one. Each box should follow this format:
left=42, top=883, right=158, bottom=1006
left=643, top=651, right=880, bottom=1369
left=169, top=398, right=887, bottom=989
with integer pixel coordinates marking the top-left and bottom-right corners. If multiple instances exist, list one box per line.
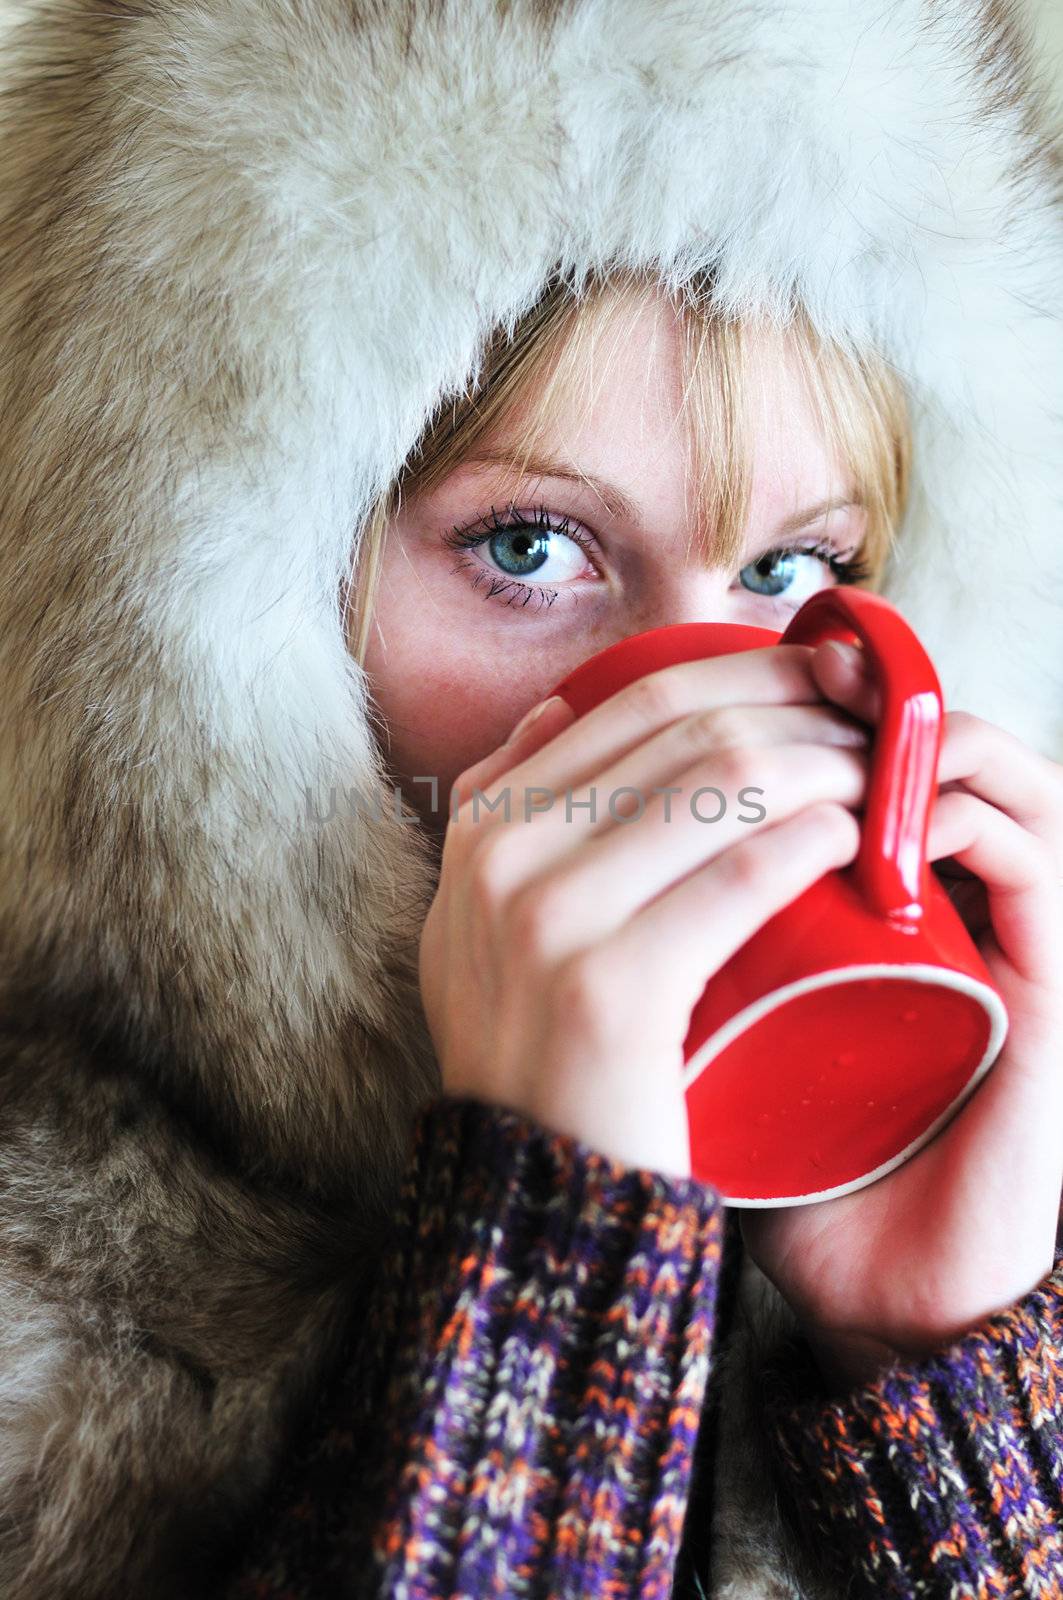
left=503, top=695, right=568, bottom=746
left=821, top=640, right=864, bottom=671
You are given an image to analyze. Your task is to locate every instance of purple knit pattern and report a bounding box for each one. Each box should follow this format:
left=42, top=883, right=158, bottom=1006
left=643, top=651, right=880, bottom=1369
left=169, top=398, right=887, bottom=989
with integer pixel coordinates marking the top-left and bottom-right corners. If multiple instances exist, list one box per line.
left=223, top=1093, right=725, bottom=1599
left=761, top=1248, right=1063, bottom=1598
left=369, top=1096, right=726, bottom=1597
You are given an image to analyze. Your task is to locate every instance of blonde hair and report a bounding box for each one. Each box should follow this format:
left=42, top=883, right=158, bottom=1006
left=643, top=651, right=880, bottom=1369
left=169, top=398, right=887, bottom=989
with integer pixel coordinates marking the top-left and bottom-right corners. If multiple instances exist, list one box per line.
left=343, top=266, right=910, bottom=666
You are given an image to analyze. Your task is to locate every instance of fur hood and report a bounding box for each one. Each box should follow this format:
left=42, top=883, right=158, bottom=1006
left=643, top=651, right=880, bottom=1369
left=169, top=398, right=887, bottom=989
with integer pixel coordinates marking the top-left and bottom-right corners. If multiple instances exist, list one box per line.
left=0, top=0, right=1060, bottom=1595
left=1, top=0, right=1060, bottom=1191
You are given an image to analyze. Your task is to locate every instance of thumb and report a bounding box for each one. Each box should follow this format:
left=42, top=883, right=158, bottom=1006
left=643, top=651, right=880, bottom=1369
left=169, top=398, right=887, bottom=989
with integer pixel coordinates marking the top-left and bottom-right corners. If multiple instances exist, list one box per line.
left=810, top=639, right=882, bottom=725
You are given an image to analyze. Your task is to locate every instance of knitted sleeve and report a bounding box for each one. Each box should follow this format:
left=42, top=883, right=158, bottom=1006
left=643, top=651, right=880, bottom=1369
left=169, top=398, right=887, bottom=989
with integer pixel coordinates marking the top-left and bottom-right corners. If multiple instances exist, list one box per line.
left=222, top=1093, right=727, bottom=1600
left=758, top=1247, right=1063, bottom=1598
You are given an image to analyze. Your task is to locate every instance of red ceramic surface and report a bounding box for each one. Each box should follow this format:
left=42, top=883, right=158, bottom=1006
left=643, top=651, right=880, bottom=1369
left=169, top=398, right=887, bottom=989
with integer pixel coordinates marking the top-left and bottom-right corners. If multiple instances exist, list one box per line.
left=547, top=588, right=1009, bottom=1207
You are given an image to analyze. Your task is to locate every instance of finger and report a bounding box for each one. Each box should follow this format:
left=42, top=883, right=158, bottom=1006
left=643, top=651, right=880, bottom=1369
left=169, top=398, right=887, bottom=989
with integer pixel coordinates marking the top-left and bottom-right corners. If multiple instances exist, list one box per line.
left=527, top=701, right=870, bottom=866
left=494, top=742, right=868, bottom=959
left=934, top=711, right=1063, bottom=843
left=468, top=644, right=825, bottom=814
left=808, top=639, right=882, bottom=725
left=926, top=789, right=1063, bottom=997
left=815, top=655, right=1063, bottom=852
left=448, top=647, right=823, bottom=818
left=451, top=706, right=870, bottom=916
left=606, top=801, right=861, bottom=1021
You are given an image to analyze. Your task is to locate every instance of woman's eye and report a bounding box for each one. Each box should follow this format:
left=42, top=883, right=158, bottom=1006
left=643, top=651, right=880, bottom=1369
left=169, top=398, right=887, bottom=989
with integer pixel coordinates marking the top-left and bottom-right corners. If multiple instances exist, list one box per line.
left=440, top=503, right=598, bottom=608
left=438, top=504, right=873, bottom=614
left=737, top=542, right=870, bottom=602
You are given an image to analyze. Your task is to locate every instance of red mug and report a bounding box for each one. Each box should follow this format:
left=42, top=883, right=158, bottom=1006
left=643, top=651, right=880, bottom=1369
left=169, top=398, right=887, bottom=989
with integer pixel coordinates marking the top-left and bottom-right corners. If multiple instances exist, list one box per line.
left=547, top=587, right=1009, bottom=1208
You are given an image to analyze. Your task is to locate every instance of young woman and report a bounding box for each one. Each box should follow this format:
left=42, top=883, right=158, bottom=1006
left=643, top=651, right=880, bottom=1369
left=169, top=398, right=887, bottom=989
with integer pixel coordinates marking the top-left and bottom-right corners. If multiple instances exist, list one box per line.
left=219, top=267, right=1063, bottom=1600
left=0, top=1, right=1060, bottom=1598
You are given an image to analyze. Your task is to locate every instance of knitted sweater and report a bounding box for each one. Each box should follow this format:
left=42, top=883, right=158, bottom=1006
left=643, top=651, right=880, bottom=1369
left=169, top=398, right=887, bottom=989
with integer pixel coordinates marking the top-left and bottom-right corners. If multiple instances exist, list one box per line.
left=222, top=1094, right=1063, bottom=1599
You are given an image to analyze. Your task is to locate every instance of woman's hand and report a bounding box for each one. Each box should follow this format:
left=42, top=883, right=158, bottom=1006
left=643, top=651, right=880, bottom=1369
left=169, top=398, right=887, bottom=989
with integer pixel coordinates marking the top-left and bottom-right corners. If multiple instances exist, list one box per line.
left=418, top=645, right=870, bottom=1178
left=739, top=640, right=1063, bottom=1395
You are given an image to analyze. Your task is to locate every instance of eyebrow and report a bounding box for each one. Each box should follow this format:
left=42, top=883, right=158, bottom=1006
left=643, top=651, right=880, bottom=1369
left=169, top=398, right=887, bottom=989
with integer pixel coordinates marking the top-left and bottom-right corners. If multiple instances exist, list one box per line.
left=464, top=449, right=859, bottom=539
left=467, top=449, right=644, bottom=527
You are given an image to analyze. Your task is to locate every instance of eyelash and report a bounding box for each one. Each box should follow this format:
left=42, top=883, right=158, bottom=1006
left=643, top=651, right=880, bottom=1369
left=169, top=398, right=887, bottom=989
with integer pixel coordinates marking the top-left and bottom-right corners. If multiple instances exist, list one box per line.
left=440, top=501, right=873, bottom=610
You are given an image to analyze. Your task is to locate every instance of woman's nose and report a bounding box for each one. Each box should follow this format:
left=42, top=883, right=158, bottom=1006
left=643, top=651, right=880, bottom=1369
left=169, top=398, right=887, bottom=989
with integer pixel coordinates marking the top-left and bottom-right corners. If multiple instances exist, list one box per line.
left=625, top=567, right=741, bottom=632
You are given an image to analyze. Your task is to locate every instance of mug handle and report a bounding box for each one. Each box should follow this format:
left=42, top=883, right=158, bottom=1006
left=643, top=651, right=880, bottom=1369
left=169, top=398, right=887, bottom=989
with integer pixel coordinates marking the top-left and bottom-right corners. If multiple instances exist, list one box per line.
left=778, top=588, right=944, bottom=924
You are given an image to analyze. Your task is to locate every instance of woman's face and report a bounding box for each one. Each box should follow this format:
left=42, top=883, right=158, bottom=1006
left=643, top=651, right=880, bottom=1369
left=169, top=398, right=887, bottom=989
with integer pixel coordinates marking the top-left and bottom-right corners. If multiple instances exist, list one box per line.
left=356, top=295, right=868, bottom=845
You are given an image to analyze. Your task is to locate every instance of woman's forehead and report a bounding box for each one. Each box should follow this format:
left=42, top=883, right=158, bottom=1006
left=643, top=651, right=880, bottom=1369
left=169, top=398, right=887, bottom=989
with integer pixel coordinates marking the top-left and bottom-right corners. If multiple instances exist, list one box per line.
left=475, top=328, right=843, bottom=498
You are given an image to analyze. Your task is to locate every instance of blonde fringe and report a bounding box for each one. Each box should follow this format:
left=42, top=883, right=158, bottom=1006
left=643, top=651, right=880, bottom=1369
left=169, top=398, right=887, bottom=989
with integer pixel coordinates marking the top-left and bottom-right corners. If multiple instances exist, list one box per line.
left=343, top=267, right=911, bottom=667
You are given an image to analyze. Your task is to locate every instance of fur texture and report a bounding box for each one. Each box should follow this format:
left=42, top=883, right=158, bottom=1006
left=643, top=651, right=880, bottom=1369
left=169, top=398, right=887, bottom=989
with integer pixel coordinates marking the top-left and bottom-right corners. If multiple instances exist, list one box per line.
left=0, top=0, right=1060, bottom=1593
